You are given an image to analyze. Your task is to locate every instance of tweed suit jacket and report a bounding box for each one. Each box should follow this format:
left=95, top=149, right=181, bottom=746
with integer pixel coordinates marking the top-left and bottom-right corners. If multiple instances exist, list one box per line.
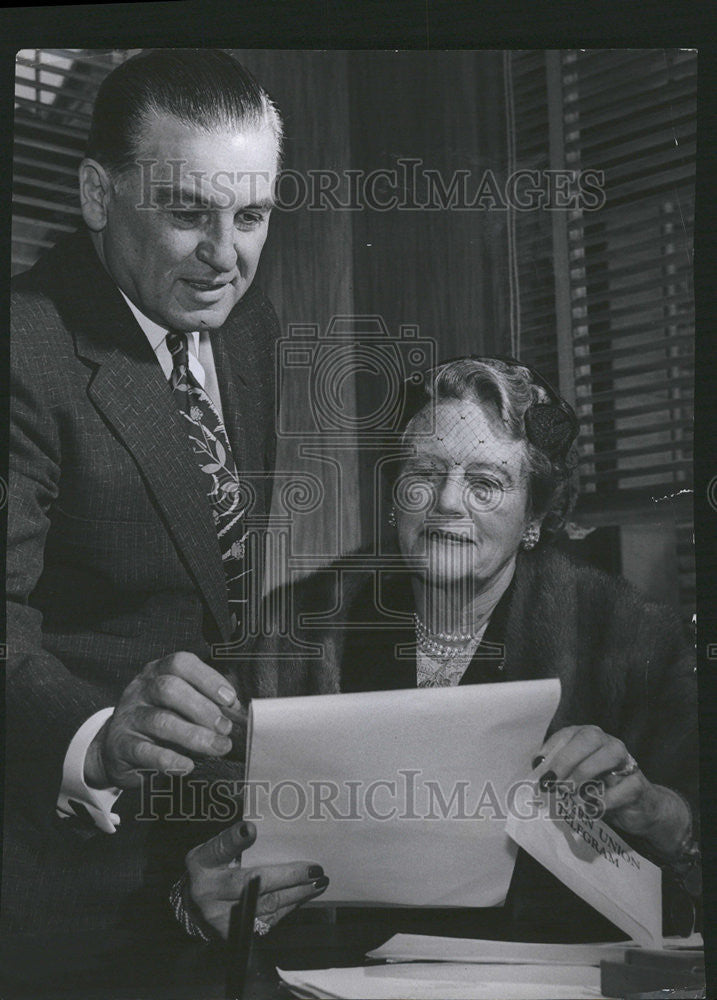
left=4, top=228, right=279, bottom=960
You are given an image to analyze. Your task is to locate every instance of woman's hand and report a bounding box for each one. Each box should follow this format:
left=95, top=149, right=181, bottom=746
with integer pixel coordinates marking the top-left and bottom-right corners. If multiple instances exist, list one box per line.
left=535, top=725, right=691, bottom=858
left=185, top=820, right=329, bottom=940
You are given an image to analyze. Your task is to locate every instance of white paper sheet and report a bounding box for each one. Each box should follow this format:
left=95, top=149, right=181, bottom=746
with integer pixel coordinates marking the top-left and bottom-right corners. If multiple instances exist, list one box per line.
left=366, top=932, right=632, bottom=965
left=243, top=680, right=560, bottom=906
left=277, top=962, right=604, bottom=999
left=505, top=779, right=662, bottom=946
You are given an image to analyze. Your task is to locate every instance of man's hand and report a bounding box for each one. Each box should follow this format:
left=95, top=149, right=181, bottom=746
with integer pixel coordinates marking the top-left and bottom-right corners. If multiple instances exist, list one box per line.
left=84, top=652, right=244, bottom=789
left=185, top=820, right=329, bottom=939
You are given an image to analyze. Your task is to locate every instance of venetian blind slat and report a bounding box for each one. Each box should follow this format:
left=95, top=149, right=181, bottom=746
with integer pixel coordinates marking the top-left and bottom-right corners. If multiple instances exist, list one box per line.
left=12, top=49, right=120, bottom=275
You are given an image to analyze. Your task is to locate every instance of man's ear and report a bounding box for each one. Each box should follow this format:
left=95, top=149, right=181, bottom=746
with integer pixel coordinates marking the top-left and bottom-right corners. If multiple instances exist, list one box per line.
left=79, top=158, right=113, bottom=231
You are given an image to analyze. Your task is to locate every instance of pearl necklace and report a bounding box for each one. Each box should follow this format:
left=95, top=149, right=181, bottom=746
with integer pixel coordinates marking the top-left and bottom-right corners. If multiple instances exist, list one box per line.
left=413, top=613, right=485, bottom=659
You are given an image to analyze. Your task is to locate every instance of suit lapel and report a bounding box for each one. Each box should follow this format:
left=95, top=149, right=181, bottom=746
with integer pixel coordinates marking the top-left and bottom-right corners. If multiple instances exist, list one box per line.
left=88, top=353, right=233, bottom=640
left=57, top=232, right=232, bottom=641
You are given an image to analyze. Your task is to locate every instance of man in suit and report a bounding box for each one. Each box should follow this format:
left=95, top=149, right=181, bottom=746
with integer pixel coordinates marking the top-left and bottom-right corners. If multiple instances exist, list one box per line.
left=4, top=49, right=324, bottom=996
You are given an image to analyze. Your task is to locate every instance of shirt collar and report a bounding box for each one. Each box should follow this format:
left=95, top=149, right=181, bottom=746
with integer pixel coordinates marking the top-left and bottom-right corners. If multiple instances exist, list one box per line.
left=118, top=288, right=200, bottom=355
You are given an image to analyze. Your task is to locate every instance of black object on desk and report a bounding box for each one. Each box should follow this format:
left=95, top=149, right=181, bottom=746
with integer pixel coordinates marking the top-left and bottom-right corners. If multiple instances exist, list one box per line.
left=225, top=875, right=261, bottom=1000
left=600, top=947, right=705, bottom=998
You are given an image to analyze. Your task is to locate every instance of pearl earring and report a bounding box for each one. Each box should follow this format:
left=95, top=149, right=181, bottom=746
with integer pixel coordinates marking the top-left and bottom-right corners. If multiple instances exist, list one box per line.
left=388, top=506, right=397, bottom=528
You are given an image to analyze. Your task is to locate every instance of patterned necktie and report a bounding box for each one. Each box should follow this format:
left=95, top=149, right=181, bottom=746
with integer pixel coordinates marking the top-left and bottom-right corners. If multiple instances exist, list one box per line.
left=166, top=330, right=249, bottom=635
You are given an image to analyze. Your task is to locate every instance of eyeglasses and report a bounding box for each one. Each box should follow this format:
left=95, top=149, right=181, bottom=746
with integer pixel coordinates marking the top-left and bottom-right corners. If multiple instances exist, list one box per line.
left=406, top=354, right=579, bottom=463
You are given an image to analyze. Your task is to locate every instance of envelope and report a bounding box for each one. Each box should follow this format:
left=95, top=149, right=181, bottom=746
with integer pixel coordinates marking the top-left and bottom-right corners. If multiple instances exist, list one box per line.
left=505, top=779, right=662, bottom=945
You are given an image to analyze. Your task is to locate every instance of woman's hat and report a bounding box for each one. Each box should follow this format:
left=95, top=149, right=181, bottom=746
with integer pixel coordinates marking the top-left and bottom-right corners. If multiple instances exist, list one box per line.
left=401, top=354, right=579, bottom=463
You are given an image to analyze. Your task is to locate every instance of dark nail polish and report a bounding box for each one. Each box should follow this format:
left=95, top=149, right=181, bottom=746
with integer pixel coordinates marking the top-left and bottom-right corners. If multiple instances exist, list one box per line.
left=532, top=755, right=546, bottom=770
left=539, top=770, right=557, bottom=792
left=308, top=865, right=323, bottom=879
left=239, top=823, right=249, bottom=838
left=312, top=876, right=329, bottom=890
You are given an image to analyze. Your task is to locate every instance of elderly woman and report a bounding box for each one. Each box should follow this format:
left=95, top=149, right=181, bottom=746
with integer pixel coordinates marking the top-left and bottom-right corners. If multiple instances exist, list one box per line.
left=180, top=356, right=699, bottom=944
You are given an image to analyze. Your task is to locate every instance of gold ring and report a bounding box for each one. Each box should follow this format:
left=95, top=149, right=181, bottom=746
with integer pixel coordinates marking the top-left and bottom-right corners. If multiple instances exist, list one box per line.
left=253, top=918, right=272, bottom=936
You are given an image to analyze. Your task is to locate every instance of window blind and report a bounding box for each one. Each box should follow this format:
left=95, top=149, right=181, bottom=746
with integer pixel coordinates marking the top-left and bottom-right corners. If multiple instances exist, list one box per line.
left=563, top=49, right=695, bottom=498
left=508, top=50, right=561, bottom=390
left=12, top=49, right=127, bottom=275
left=510, top=48, right=696, bottom=622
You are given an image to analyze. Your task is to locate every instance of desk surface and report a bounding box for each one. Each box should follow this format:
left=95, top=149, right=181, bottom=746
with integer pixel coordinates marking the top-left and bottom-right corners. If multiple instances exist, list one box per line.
left=1, top=918, right=705, bottom=1000
left=247, top=919, right=394, bottom=1000
left=164, top=914, right=519, bottom=999
left=227, top=921, right=706, bottom=1000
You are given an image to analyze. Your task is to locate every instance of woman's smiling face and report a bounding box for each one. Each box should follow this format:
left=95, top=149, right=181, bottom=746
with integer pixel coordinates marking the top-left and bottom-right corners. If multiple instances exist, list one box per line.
left=396, top=398, right=534, bottom=589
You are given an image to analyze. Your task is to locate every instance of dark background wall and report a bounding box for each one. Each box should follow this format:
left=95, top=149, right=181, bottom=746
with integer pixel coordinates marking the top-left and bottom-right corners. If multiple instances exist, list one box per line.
left=234, top=49, right=512, bottom=563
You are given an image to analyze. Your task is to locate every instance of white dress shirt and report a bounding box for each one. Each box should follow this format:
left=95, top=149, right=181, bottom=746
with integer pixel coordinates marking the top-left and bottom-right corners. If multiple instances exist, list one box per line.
left=121, top=292, right=225, bottom=419
left=56, top=293, right=223, bottom=832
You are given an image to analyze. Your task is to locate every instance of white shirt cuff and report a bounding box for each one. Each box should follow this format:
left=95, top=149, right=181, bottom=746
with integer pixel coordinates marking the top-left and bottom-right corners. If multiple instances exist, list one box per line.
left=56, top=707, right=122, bottom=834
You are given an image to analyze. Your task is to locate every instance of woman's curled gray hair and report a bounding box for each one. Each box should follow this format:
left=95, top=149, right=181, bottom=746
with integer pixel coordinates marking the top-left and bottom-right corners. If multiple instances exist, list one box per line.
left=413, top=357, right=578, bottom=544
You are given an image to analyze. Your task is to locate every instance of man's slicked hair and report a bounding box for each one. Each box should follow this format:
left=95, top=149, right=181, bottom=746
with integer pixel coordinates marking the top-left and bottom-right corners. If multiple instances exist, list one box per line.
left=86, top=48, right=283, bottom=174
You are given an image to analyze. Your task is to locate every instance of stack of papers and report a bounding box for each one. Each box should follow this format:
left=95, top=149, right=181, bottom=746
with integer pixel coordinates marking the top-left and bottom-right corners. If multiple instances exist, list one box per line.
left=277, top=962, right=604, bottom=999
left=277, top=933, right=703, bottom=999
left=366, top=932, right=632, bottom=965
